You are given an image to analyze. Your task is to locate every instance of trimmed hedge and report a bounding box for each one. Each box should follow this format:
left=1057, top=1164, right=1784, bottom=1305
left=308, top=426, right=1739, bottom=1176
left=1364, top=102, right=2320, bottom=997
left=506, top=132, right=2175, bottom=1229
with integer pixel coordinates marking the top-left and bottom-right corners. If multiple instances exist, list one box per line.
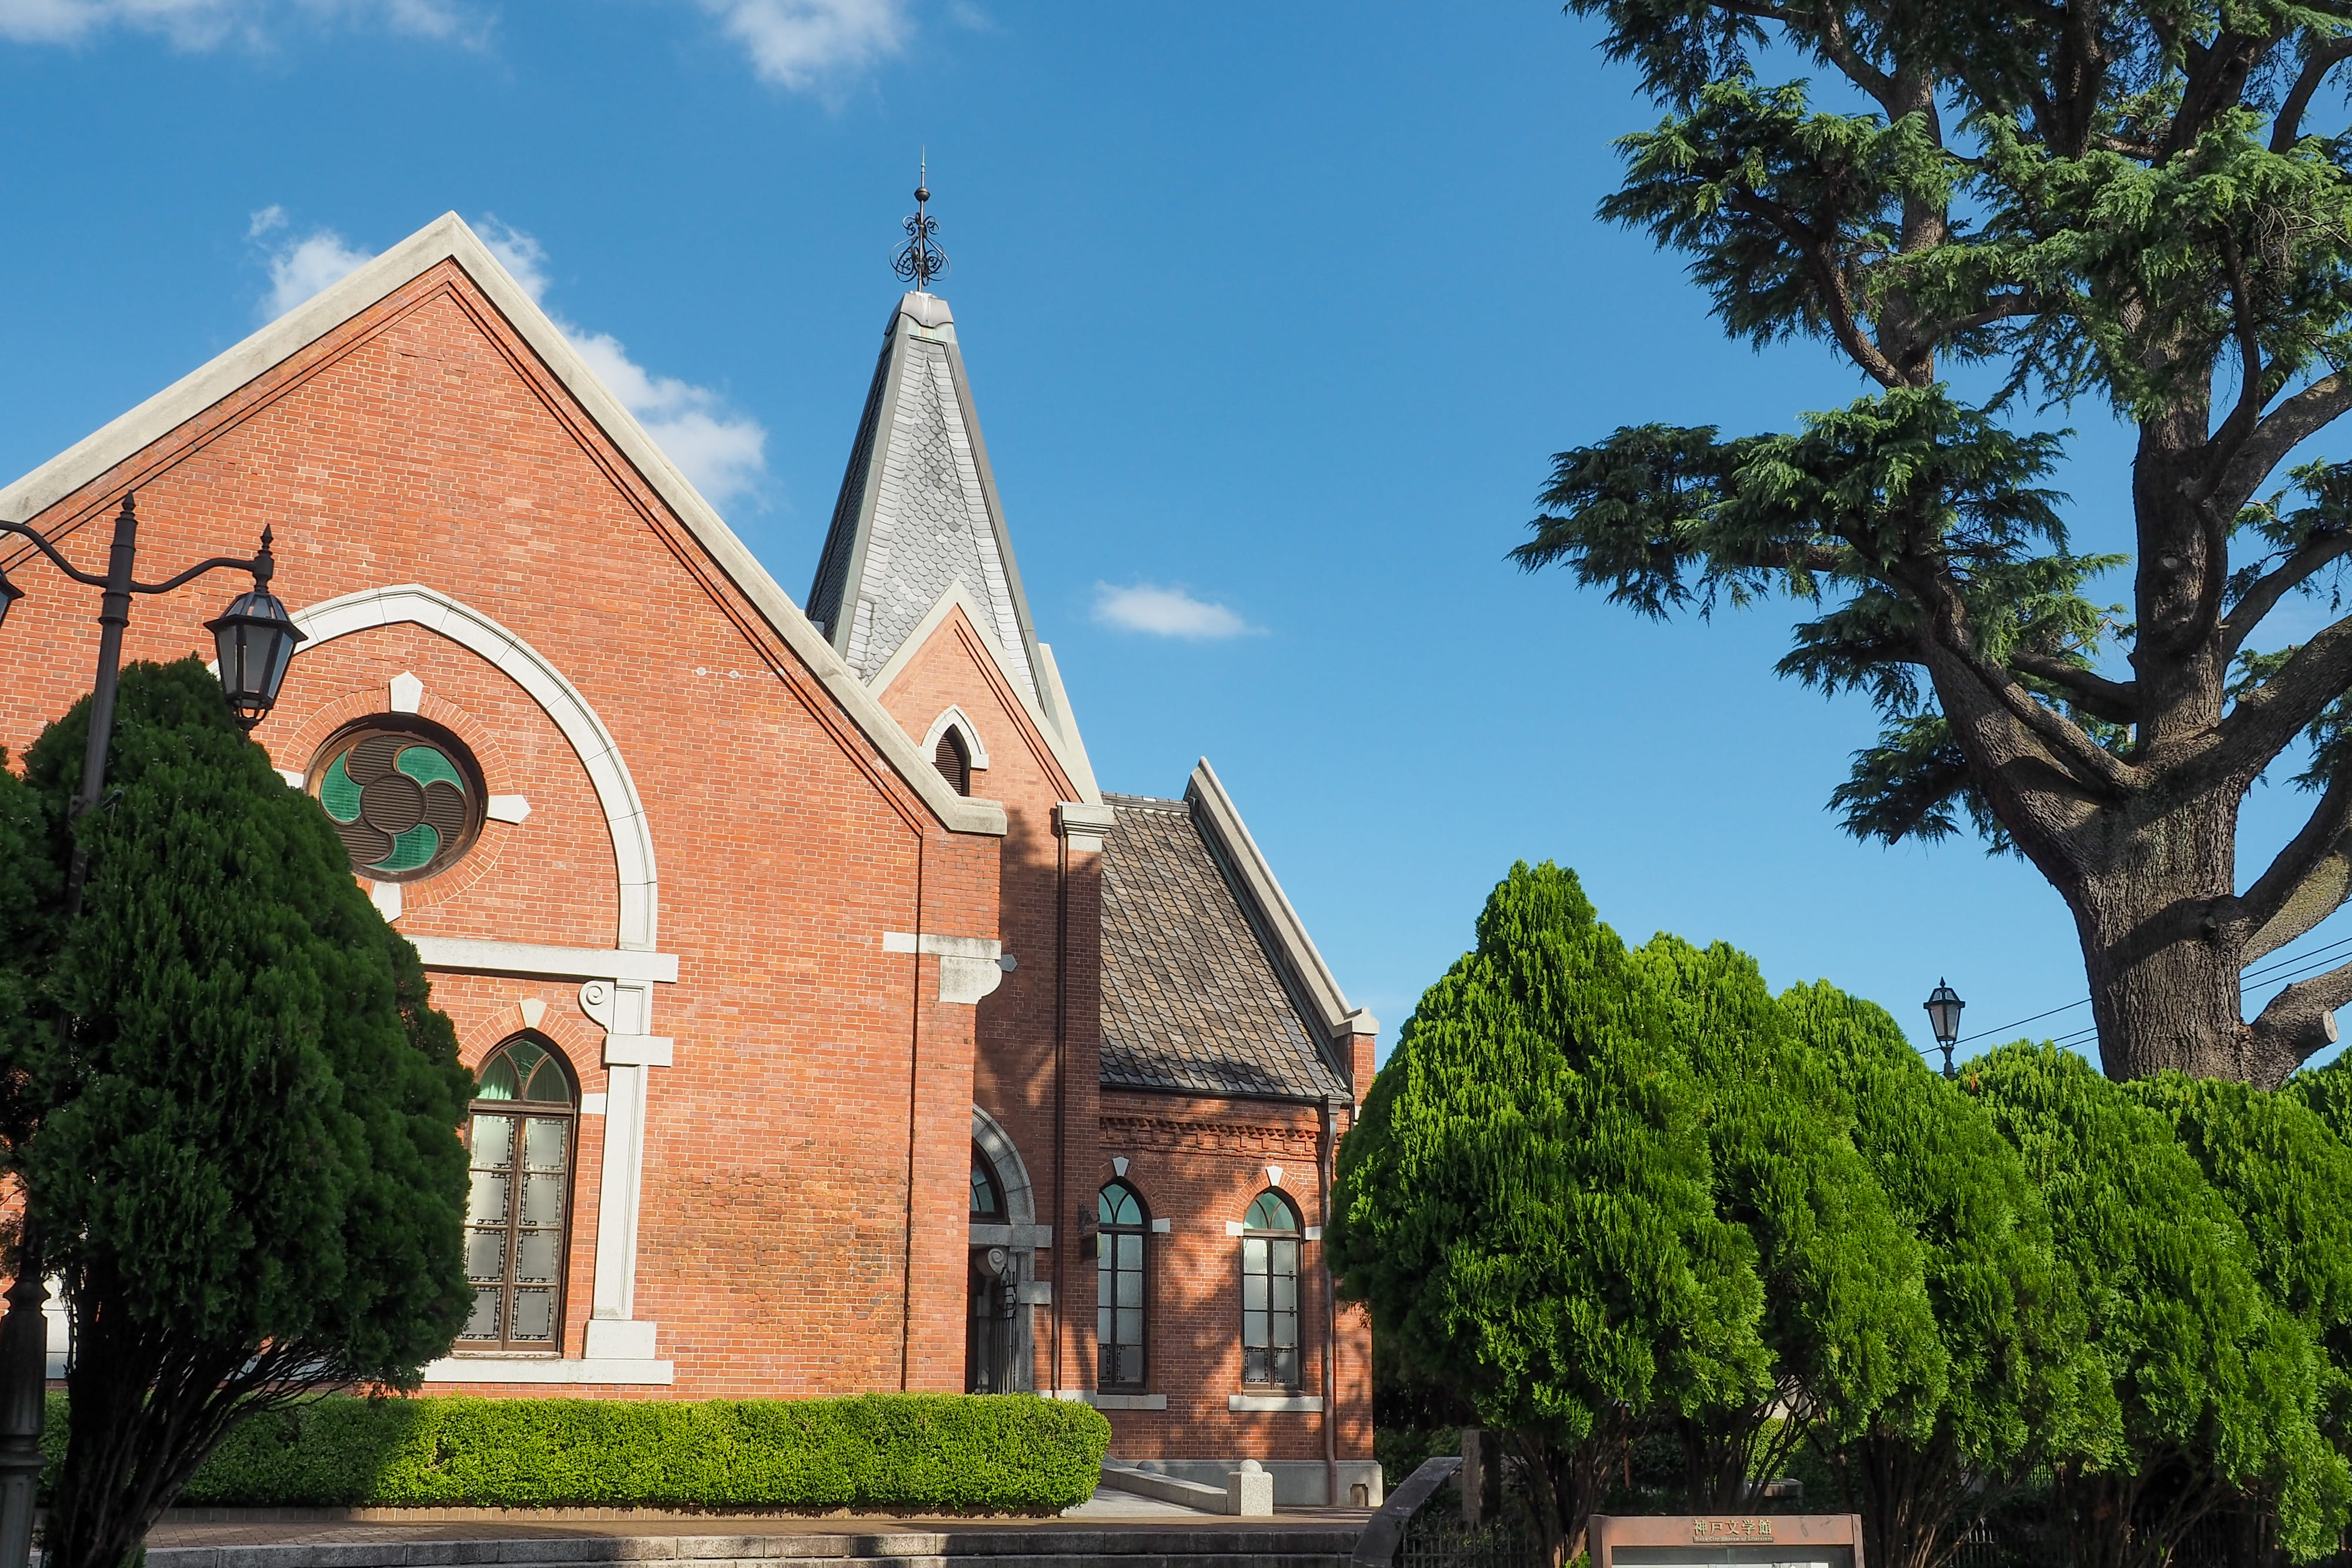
left=40, top=1393, right=1109, bottom=1512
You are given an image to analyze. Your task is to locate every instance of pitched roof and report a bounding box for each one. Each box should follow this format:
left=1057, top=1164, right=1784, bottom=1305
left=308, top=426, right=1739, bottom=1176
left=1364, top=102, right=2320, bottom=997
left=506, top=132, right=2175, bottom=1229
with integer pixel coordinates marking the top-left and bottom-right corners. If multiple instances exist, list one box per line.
left=807, top=292, right=1047, bottom=708
left=1098, top=787, right=1353, bottom=1103
left=0, top=213, right=1007, bottom=844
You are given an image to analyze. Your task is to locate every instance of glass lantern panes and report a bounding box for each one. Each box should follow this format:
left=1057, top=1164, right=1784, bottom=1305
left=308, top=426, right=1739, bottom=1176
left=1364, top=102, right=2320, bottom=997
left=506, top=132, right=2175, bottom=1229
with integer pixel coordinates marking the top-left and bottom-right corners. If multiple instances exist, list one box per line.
left=1242, top=1192, right=1301, bottom=1388
left=1095, top=1179, right=1147, bottom=1389
left=458, top=1037, right=576, bottom=1354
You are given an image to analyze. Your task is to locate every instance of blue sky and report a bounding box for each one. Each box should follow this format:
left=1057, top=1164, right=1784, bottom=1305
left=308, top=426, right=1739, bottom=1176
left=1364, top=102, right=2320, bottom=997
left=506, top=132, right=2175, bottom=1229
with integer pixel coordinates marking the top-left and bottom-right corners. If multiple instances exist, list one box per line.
left=4, top=0, right=2348, bottom=1069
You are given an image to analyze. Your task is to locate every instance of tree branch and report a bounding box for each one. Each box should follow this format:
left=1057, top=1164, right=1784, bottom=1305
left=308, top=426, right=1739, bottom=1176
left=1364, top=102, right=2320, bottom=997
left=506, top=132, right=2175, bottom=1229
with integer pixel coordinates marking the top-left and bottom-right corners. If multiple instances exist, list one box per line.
left=2004, top=651, right=2141, bottom=724
left=2274, top=38, right=2352, bottom=152
left=1926, top=292, right=2043, bottom=345
left=2217, top=370, right=2352, bottom=517
left=1900, top=564, right=2144, bottom=798
left=2235, top=765, right=2352, bottom=960
left=2211, top=609, right=2352, bottom=780
left=2199, top=235, right=2272, bottom=499
left=2247, top=957, right=2352, bottom=1085
left=2221, top=529, right=2352, bottom=658
left=1726, top=192, right=1908, bottom=388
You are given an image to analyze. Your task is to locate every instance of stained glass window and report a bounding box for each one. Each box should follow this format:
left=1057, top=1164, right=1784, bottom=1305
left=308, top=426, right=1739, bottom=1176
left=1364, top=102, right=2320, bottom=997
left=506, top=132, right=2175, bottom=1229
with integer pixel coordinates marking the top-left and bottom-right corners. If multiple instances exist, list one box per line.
left=1096, top=1179, right=1147, bottom=1390
left=457, top=1036, right=576, bottom=1355
left=310, top=720, right=485, bottom=882
left=1242, top=1190, right=1300, bottom=1388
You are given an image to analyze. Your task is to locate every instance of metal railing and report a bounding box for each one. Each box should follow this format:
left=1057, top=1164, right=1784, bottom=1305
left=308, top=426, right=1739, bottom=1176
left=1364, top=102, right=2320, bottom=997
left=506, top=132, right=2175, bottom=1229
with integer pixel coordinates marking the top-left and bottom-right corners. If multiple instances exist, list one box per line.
left=1354, top=1456, right=1546, bottom=1568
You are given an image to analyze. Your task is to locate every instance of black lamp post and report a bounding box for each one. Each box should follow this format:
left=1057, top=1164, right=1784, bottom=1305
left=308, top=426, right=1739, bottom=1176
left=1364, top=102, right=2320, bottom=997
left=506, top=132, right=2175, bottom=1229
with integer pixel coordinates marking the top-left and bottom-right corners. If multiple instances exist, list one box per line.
left=0, top=493, right=303, bottom=1568
left=1924, top=979, right=1966, bottom=1079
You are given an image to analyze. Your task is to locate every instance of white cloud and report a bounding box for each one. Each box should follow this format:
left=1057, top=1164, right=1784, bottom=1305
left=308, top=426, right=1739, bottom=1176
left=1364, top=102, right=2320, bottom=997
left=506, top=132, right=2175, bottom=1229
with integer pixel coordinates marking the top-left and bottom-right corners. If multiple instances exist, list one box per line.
left=565, top=325, right=769, bottom=507
left=250, top=208, right=376, bottom=321
left=0, top=0, right=476, bottom=47
left=245, top=209, right=770, bottom=510
left=697, top=0, right=907, bottom=93
left=1091, top=582, right=1257, bottom=640
left=474, top=214, right=552, bottom=302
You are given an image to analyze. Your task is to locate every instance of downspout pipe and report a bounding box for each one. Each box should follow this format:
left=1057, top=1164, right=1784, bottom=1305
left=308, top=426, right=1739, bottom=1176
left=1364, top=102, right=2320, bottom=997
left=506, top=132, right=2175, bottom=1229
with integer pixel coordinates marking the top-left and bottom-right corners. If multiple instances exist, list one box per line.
left=1321, top=1093, right=1344, bottom=1507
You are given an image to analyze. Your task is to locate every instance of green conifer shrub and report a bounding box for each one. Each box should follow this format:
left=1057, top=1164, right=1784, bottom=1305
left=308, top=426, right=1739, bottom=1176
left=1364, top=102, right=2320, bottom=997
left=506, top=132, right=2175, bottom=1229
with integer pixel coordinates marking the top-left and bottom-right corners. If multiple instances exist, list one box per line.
left=11, top=658, right=473, bottom=1568
left=1328, top=862, right=1770, bottom=1563
left=2133, top=1072, right=2352, bottom=1564
left=1782, top=984, right=2112, bottom=1568
left=1969, top=1044, right=2347, bottom=1568
left=1635, top=939, right=1944, bottom=1514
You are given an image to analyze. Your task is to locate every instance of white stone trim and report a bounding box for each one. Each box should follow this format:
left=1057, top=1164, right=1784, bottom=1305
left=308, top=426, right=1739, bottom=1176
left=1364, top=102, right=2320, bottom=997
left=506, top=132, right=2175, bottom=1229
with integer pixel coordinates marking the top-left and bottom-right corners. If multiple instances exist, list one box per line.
left=1303, top=1225, right=1322, bottom=1241
left=369, top=881, right=402, bottom=922
left=1188, top=760, right=1372, bottom=1043
left=1079, top=1392, right=1169, bottom=1411
left=422, top=1356, right=673, bottom=1386
left=971, top=1106, right=1036, bottom=1228
left=485, top=794, right=530, bottom=824
left=1228, top=1394, right=1324, bottom=1413
left=1055, top=800, right=1116, bottom=853
left=602, top=1034, right=673, bottom=1067
left=387, top=671, right=423, bottom=713
left=289, top=584, right=660, bottom=952
left=881, top=930, right=1005, bottom=1004
left=406, top=937, right=678, bottom=984
left=921, top=705, right=990, bottom=771
left=1150, top=1218, right=1172, bottom=1233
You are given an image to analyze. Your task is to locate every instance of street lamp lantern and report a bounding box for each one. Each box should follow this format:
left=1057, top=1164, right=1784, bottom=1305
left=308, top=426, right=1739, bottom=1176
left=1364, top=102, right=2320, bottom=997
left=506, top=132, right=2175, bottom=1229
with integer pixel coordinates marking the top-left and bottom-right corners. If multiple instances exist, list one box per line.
left=1924, top=979, right=1965, bottom=1078
left=204, top=531, right=305, bottom=730
left=0, top=570, right=19, bottom=631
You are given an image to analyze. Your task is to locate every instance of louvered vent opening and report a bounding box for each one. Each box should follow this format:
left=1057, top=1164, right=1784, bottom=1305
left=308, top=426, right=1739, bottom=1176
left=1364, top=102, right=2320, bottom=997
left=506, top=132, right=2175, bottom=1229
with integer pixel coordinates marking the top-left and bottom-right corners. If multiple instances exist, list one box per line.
left=934, top=728, right=971, bottom=796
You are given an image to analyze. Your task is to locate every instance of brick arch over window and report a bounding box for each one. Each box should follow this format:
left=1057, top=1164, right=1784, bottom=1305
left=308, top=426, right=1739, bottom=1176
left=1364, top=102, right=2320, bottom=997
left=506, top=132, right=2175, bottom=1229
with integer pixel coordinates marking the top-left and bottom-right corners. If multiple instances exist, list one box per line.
left=285, top=583, right=659, bottom=950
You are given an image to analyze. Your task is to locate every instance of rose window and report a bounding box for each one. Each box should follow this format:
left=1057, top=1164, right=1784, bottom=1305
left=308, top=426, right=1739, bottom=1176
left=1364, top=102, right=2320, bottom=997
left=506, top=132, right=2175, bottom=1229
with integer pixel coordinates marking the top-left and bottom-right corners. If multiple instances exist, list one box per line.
left=310, top=720, right=485, bottom=882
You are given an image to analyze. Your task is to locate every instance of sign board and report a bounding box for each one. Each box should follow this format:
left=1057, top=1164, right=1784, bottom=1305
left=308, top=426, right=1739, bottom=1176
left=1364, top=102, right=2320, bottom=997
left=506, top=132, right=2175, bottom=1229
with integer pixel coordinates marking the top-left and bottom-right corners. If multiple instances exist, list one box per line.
left=1588, top=1513, right=1867, bottom=1568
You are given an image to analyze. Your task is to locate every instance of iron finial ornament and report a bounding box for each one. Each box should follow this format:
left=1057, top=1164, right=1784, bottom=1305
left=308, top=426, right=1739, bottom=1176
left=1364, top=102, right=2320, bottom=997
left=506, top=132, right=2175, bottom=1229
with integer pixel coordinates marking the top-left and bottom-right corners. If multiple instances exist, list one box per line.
left=893, top=152, right=948, bottom=293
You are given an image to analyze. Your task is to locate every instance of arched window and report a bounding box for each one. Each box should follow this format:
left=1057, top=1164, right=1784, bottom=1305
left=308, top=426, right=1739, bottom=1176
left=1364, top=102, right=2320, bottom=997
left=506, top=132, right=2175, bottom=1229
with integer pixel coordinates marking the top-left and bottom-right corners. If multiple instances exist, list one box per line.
left=1241, top=1190, right=1301, bottom=1388
left=457, top=1035, right=577, bottom=1354
left=971, top=1144, right=1002, bottom=1216
left=1097, top=1179, right=1148, bottom=1389
left=934, top=727, right=971, bottom=795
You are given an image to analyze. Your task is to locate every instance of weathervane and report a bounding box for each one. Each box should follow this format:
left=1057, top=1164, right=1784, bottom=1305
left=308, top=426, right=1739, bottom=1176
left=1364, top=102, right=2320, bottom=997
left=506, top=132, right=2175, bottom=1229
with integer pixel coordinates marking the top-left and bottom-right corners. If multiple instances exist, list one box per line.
left=893, top=153, right=948, bottom=292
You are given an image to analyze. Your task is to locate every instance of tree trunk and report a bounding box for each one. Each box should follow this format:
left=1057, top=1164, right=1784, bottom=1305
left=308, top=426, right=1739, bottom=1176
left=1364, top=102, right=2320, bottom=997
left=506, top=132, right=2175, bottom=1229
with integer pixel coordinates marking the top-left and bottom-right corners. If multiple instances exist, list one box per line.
left=2065, top=792, right=2252, bottom=1081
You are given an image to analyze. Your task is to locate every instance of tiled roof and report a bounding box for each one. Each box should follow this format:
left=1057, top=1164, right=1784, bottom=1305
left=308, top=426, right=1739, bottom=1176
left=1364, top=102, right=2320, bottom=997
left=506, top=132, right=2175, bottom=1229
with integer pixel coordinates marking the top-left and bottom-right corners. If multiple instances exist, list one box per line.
left=1098, top=794, right=1350, bottom=1102
left=806, top=292, right=1041, bottom=703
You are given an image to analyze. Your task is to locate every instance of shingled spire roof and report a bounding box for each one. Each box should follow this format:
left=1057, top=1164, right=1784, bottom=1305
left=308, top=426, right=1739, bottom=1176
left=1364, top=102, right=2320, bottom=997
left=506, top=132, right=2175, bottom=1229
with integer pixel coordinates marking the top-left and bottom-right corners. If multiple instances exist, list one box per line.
left=806, top=292, right=1045, bottom=706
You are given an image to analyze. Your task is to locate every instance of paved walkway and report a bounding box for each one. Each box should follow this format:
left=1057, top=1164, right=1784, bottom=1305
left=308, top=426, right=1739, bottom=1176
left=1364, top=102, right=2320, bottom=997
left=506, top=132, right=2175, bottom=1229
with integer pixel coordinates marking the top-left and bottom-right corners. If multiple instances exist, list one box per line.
left=140, top=1503, right=1374, bottom=1548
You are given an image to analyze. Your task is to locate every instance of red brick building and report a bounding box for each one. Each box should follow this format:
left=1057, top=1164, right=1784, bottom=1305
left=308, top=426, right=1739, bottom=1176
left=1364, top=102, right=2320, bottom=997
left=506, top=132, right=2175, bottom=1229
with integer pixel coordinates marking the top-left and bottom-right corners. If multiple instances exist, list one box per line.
left=0, top=214, right=1380, bottom=1505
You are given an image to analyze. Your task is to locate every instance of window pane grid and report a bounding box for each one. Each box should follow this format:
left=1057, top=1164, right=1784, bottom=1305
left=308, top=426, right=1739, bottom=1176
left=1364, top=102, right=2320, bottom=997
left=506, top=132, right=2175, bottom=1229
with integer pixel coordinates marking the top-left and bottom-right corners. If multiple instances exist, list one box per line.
left=1242, top=1203, right=1301, bottom=1389
left=457, top=1039, right=576, bottom=1356
left=1097, top=1181, right=1147, bottom=1390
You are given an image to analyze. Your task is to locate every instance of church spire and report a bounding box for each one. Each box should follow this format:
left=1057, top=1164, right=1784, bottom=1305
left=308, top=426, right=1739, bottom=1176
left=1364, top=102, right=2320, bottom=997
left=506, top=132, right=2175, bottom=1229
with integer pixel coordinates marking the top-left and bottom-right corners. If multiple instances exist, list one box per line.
left=806, top=175, right=1048, bottom=711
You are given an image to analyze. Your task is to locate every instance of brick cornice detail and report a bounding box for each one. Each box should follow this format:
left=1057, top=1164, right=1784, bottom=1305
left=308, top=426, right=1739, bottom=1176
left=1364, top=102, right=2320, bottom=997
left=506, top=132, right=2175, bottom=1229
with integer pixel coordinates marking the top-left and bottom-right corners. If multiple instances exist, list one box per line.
left=1097, top=1113, right=1321, bottom=1161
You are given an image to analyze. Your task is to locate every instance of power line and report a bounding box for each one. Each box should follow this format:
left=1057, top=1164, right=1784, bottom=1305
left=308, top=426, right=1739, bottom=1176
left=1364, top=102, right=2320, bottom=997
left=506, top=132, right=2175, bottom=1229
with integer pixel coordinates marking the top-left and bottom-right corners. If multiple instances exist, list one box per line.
left=1945, top=929, right=2352, bottom=1049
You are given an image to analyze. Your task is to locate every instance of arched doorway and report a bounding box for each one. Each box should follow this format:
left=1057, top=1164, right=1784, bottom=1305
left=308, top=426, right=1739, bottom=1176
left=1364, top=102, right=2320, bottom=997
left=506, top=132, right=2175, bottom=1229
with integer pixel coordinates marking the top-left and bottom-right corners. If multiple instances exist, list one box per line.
left=968, top=1108, right=1037, bottom=1392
